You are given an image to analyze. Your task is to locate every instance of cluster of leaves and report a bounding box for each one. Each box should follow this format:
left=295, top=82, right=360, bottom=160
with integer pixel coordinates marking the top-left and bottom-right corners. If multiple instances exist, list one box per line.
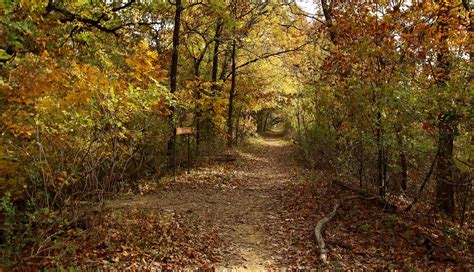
left=291, top=0, right=472, bottom=218
left=0, top=1, right=176, bottom=264
left=0, top=0, right=312, bottom=266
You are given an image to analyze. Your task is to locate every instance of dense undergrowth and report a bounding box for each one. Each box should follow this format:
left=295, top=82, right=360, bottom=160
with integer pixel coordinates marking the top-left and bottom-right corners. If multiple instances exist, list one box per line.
left=0, top=0, right=472, bottom=268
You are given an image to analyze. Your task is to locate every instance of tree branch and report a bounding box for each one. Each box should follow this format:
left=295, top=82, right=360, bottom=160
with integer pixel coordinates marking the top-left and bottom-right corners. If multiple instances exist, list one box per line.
left=112, top=0, right=136, bottom=12
left=225, top=41, right=309, bottom=80
left=45, top=0, right=137, bottom=36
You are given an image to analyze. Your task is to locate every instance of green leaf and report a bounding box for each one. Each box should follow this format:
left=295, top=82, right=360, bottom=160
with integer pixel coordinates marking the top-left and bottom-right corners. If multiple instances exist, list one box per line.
left=0, top=49, right=12, bottom=60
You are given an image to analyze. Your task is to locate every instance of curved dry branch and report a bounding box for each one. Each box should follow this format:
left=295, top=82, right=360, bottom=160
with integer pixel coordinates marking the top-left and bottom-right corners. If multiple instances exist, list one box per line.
left=224, top=41, right=310, bottom=80
left=314, top=202, right=340, bottom=263
left=314, top=195, right=374, bottom=263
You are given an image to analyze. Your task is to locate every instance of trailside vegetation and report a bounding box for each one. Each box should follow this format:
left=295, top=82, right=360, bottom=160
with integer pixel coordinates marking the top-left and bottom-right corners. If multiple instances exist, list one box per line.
left=0, top=0, right=472, bottom=269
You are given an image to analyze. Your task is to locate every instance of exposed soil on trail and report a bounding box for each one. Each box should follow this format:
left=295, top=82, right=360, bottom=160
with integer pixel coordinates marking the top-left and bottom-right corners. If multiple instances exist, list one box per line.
left=33, top=134, right=473, bottom=270
left=106, top=134, right=308, bottom=270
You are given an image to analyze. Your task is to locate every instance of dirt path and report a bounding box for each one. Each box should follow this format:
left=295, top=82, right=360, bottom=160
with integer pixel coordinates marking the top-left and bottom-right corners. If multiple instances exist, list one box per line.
left=108, top=134, right=304, bottom=270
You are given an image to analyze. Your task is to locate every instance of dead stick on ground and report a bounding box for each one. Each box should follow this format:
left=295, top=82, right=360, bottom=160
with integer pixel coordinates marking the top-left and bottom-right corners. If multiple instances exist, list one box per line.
left=314, top=202, right=340, bottom=263
left=314, top=195, right=375, bottom=264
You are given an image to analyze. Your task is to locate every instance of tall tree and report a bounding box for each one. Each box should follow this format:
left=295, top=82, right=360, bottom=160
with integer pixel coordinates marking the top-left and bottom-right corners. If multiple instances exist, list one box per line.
left=226, top=0, right=237, bottom=146
left=434, top=0, right=456, bottom=213
left=168, top=0, right=182, bottom=171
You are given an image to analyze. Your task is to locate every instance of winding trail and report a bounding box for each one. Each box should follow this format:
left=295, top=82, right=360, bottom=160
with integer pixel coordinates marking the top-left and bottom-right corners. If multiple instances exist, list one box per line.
left=107, top=133, right=309, bottom=270
left=142, top=133, right=302, bottom=269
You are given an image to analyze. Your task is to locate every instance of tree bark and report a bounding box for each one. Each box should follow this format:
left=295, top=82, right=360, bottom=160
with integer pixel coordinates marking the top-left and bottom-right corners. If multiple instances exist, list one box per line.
left=263, top=112, right=269, bottom=132
left=226, top=37, right=236, bottom=147
left=197, top=18, right=224, bottom=153
left=376, top=111, right=385, bottom=197
left=397, top=134, right=408, bottom=192
left=320, top=0, right=337, bottom=43
left=169, top=0, right=181, bottom=103
left=167, top=0, right=182, bottom=171
left=435, top=115, right=455, bottom=213
left=434, top=1, right=455, bottom=214
left=226, top=0, right=237, bottom=147
left=211, top=18, right=223, bottom=92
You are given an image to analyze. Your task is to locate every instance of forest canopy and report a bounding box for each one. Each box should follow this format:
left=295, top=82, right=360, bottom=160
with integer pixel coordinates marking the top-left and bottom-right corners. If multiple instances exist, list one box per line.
left=0, top=0, right=472, bottom=269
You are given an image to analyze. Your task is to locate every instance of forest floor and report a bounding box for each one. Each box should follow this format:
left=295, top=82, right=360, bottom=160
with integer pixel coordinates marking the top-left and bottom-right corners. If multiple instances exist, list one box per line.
left=34, top=133, right=472, bottom=270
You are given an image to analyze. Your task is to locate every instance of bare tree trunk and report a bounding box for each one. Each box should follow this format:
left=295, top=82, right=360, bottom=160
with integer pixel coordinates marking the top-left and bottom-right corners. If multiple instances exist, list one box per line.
left=226, top=0, right=237, bottom=147
left=226, top=39, right=236, bottom=147
left=301, top=112, right=309, bottom=141
left=256, top=109, right=269, bottom=133
left=167, top=0, right=182, bottom=172
left=434, top=1, right=455, bottom=214
left=397, top=134, right=408, bottom=192
left=211, top=18, right=223, bottom=92
left=435, top=115, right=455, bottom=213
left=320, top=0, right=337, bottom=43
left=194, top=60, right=203, bottom=156
left=376, top=111, right=385, bottom=197
left=296, top=112, right=302, bottom=142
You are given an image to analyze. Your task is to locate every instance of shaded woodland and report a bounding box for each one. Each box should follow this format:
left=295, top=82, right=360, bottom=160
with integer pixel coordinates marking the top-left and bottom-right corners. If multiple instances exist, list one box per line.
left=0, top=0, right=472, bottom=270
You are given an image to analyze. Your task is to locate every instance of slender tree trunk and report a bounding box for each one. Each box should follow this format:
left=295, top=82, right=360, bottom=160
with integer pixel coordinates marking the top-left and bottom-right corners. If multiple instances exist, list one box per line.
left=301, top=112, right=309, bottom=141
left=167, top=0, right=182, bottom=171
left=397, top=134, right=408, bottom=192
left=194, top=64, right=202, bottom=156
left=227, top=38, right=236, bottom=147
left=211, top=19, right=223, bottom=92
left=376, top=111, right=385, bottom=197
left=257, top=111, right=263, bottom=133
left=296, top=112, right=302, bottom=142
left=219, top=49, right=231, bottom=82
left=320, top=0, right=337, bottom=43
left=227, top=0, right=237, bottom=147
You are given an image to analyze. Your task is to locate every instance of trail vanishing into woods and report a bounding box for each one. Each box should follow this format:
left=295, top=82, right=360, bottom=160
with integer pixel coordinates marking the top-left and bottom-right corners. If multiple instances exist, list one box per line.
left=4, top=1, right=472, bottom=270
left=62, top=133, right=472, bottom=270
left=108, top=132, right=307, bottom=270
